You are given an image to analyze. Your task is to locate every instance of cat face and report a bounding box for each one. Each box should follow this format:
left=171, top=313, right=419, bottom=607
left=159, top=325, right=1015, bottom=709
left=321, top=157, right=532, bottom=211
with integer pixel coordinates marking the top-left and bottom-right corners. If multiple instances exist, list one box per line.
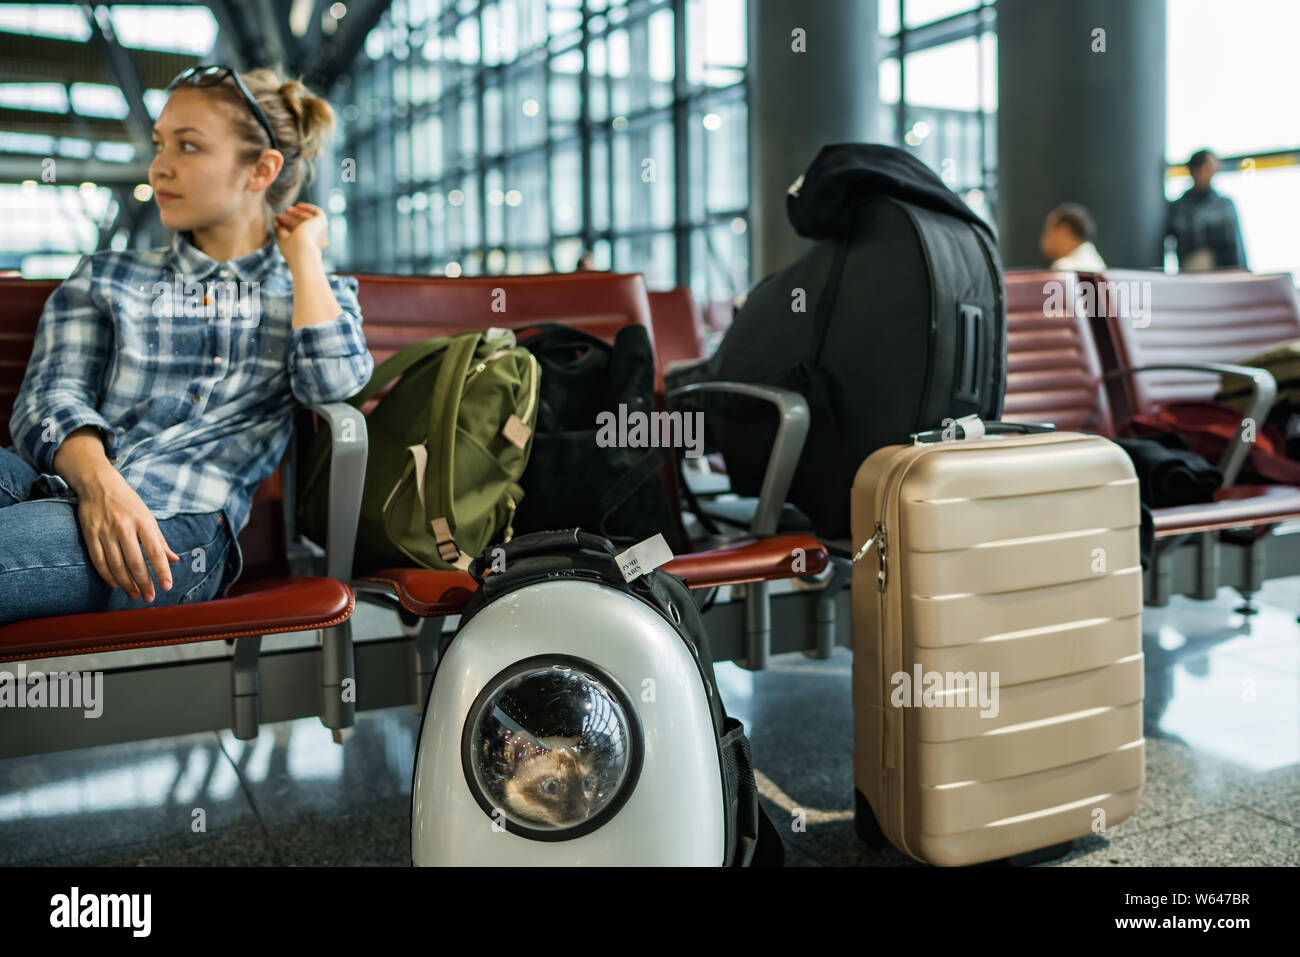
left=501, top=735, right=599, bottom=828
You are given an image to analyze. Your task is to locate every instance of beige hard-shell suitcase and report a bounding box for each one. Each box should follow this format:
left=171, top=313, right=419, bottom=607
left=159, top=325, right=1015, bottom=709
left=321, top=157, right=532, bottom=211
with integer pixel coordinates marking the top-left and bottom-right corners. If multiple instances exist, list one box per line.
left=851, top=420, right=1144, bottom=866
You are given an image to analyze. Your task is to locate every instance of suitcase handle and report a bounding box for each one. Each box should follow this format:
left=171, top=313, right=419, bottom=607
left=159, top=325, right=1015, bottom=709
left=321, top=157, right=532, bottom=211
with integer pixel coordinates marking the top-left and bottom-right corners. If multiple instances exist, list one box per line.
left=909, top=416, right=1056, bottom=445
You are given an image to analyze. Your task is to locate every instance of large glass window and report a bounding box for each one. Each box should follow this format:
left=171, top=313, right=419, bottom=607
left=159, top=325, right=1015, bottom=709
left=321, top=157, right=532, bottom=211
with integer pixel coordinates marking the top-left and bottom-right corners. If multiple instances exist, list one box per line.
left=334, top=0, right=750, bottom=293
left=878, top=2, right=996, bottom=227
left=1165, top=0, right=1300, bottom=277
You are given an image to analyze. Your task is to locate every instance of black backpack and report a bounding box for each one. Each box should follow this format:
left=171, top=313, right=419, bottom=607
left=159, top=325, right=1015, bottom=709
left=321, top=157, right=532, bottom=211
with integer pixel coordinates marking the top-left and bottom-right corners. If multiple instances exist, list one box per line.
left=456, top=528, right=784, bottom=867
left=670, top=143, right=1007, bottom=539
left=512, top=323, right=687, bottom=553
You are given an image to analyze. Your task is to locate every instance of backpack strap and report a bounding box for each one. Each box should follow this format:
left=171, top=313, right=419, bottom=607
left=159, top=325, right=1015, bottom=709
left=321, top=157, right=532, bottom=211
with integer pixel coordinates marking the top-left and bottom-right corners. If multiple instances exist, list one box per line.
left=421, top=333, right=487, bottom=570
left=674, top=448, right=722, bottom=537
left=346, top=336, right=455, bottom=408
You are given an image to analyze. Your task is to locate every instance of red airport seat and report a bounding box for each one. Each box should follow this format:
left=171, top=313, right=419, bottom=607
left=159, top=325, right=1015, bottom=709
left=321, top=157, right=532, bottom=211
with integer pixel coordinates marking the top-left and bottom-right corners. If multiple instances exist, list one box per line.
left=0, top=576, right=352, bottom=663
left=648, top=286, right=706, bottom=371
left=1003, top=270, right=1114, bottom=437
left=1084, top=269, right=1300, bottom=418
left=0, top=276, right=358, bottom=738
left=352, top=270, right=667, bottom=397
left=1002, top=269, right=1300, bottom=603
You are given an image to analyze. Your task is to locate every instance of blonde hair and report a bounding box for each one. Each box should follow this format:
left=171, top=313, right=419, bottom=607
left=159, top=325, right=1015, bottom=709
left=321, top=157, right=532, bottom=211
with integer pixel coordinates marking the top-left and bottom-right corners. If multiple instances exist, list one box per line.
left=189, top=66, right=336, bottom=213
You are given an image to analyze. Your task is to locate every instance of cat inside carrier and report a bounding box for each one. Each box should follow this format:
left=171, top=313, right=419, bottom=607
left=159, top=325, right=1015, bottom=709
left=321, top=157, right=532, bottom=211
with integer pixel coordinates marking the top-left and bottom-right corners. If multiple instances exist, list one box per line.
left=410, top=529, right=781, bottom=866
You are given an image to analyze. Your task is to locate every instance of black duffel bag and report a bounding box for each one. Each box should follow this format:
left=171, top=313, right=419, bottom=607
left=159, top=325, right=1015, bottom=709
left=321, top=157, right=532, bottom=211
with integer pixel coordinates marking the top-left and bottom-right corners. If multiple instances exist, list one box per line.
left=670, top=143, right=1007, bottom=539
left=512, top=323, right=687, bottom=554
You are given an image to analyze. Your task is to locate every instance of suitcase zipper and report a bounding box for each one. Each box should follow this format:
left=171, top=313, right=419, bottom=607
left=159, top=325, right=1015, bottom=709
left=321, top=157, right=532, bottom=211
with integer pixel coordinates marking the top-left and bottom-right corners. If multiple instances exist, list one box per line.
left=870, top=447, right=927, bottom=854
left=875, top=460, right=906, bottom=775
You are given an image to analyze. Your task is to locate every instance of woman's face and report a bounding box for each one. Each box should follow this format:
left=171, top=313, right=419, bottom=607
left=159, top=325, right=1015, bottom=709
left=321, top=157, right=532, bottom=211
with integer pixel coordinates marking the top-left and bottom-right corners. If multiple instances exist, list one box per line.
left=148, top=88, right=276, bottom=231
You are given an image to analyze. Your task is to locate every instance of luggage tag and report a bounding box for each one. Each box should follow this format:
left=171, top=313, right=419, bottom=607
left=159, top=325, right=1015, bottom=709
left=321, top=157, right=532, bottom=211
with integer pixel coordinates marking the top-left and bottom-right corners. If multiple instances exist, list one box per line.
left=615, top=533, right=674, bottom=583
left=911, top=416, right=1056, bottom=444
left=910, top=414, right=991, bottom=442
left=952, top=416, right=1058, bottom=442
left=911, top=414, right=989, bottom=445
left=954, top=414, right=986, bottom=440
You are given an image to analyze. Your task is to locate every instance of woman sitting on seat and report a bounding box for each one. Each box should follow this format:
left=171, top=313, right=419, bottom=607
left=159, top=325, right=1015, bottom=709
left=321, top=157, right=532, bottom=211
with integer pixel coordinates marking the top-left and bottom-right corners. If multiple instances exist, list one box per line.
left=0, top=66, right=373, bottom=624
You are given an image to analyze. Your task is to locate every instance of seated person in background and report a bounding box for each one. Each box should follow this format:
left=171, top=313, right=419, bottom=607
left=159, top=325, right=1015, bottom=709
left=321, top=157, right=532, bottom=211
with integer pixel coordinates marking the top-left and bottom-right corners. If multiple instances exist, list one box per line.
left=1040, top=202, right=1107, bottom=271
left=0, top=65, right=373, bottom=625
left=1166, top=149, right=1248, bottom=272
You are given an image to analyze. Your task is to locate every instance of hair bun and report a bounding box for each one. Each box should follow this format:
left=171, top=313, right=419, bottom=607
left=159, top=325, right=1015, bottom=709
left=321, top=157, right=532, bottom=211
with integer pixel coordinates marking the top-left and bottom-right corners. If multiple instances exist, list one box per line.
left=277, top=80, right=307, bottom=136
left=276, top=78, right=335, bottom=162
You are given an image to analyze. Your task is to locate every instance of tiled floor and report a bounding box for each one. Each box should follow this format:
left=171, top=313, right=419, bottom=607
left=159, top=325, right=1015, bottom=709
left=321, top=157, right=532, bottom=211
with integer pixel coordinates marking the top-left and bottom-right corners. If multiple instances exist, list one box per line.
left=2, top=578, right=1298, bottom=867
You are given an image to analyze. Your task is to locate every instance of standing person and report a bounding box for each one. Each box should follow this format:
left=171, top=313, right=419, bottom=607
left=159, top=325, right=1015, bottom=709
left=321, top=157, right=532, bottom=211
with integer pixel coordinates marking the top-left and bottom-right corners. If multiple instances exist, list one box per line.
left=0, top=66, right=373, bottom=624
left=1166, top=149, right=1248, bottom=271
left=1040, top=202, right=1107, bottom=270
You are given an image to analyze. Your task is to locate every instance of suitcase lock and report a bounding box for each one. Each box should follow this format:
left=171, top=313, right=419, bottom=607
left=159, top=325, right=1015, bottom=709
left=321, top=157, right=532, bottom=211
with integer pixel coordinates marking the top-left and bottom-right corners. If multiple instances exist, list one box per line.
left=851, top=521, right=888, bottom=591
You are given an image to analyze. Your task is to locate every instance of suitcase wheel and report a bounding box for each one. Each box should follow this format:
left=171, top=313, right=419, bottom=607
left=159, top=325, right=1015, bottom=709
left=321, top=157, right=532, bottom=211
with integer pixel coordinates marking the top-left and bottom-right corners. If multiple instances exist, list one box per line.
left=853, top=788, right=886, bottom=849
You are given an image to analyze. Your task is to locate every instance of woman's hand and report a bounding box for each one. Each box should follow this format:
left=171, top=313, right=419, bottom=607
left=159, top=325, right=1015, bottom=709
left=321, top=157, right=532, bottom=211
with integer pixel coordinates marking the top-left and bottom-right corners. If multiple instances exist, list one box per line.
left=77, top=469, right=180, bottom=602
left=274, top=202, right=329, bottom=260
left=54, top=428, right=178, bottom=602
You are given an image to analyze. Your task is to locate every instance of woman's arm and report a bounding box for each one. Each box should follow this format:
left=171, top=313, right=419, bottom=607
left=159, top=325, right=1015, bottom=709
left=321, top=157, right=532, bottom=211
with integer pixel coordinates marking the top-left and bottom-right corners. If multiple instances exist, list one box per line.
left=276, top=203, right=374, bottom=404
left=12, top=255, right=178, bottom=601
left=10, top=255, right=119, bottom=473
left=285, top=242, right=343, bottom=331
left=54, top=427, right=179, bottom=602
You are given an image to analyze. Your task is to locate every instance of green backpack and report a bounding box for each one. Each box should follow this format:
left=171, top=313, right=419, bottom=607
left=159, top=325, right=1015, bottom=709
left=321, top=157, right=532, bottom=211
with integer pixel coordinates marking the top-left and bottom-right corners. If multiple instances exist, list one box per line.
left=298, top=329, right=540, bottom=574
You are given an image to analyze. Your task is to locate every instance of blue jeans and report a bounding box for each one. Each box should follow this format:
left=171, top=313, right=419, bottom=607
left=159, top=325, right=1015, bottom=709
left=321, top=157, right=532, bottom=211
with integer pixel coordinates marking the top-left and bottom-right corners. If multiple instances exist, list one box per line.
left=0, top=447, right=237, bottom=625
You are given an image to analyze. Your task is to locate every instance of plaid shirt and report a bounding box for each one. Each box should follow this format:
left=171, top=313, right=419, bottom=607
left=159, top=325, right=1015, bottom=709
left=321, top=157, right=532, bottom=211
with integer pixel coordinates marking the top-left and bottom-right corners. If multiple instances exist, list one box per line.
left=9, top=228, right=373, bottom=581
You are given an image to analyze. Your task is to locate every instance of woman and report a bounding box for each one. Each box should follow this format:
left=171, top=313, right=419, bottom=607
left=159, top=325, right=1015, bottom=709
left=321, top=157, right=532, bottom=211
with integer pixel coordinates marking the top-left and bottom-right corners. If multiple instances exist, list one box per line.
left=0, top=66, right=373, bottom=624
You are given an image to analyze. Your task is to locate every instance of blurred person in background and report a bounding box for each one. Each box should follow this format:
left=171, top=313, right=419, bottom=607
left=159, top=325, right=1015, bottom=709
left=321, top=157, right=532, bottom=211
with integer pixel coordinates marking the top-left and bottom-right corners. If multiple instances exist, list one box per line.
left=1040, top=202, right=1107, bottom=270
left=1167, top=149, right=1248, bottom=271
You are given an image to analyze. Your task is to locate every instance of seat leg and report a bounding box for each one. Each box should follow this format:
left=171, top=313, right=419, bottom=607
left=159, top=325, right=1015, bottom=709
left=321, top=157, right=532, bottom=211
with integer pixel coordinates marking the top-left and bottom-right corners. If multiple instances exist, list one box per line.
left=320, top=620, right=356, bottom=732
left=231, top=635, right=264, bottom=740
left=1235, top=537, right=1265, bottom=616
left=1145, top=541, right=1171, bottom=607
left=1194, top=531, right=1220, bottom=600
left=807, top=557, right=851, bottom=660
left=738, top=580, right=771, bottom=671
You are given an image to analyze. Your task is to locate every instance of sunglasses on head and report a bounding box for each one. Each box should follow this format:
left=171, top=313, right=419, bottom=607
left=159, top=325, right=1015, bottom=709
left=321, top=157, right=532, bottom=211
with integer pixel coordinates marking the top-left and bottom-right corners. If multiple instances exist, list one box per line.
left=166, top=65, right=279, bottom=152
